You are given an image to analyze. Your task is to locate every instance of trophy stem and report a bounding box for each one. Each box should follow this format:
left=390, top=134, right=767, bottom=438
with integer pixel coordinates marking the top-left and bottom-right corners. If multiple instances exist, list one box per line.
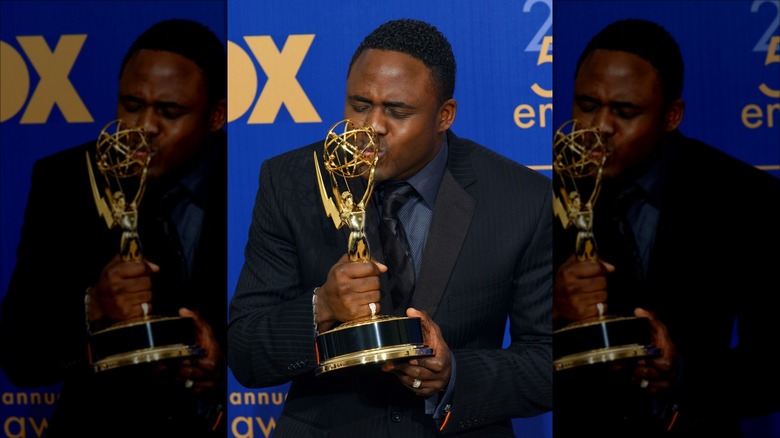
left=346, top=211, right=369, bottom=262
left=119, top=211, right=142, bottom=262
left=574, top=211, right=597, bottom=262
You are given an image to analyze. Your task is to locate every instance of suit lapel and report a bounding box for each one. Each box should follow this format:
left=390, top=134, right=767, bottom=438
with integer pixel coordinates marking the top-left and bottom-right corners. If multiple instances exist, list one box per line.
left=412, top=153, right=476, bottom=317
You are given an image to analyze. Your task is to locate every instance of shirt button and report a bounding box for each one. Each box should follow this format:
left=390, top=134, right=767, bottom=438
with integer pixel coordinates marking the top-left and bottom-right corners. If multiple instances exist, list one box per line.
left=391, top=411, right=402, bottom=422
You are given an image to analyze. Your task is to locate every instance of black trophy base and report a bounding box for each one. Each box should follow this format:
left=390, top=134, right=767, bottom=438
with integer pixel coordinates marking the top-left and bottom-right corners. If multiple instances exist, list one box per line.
left=315, top=315, right=433, bottom=376
left=553, top=315, right=659, bottom=372
left=89, top=315, right=204, bottom=373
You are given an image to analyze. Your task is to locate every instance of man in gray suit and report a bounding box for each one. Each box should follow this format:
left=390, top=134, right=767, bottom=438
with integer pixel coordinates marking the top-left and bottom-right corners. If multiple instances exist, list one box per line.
left=229, top=19, right=552, bottom=436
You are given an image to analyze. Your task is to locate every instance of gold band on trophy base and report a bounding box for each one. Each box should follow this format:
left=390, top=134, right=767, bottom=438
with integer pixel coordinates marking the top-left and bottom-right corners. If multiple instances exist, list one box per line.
left=87, top=120, right=203, bottom=373
left=314, top=119, right=432, bottom=376
left=92, top=346, right=204, bottom=373
left=552, top=120, right=656, bottom=372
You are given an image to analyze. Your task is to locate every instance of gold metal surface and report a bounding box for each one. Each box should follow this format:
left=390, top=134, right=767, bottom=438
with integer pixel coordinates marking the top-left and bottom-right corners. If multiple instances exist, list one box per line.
left=87, top=120, right=201, bottom=372
left=552, top=120, right=655, bottom=371
left=553, top=344, right=658, bottom=372
left=92, top=344, right=203, bottom=373
left=88, top=120, right=150, bottom=261
left=313, top=120, right=431, bottom=374
left=554, top=315, right=639, bottom=333
left=322, top=314, right=409, bottom=333
left=316, top=344, right=433, bottom=376
left=315, top=119, right=378, bottom=262
left=553, top=119, right=606, bottom=262
left=90, top=315, right=185, bottom=333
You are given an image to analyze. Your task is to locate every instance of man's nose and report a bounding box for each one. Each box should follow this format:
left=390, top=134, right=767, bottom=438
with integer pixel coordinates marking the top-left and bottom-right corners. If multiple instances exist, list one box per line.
left=362, top=108, right=386, bottom=137
left=134, top=108, right=160, bottom=136
left=591, top=108, right=614, bottom=137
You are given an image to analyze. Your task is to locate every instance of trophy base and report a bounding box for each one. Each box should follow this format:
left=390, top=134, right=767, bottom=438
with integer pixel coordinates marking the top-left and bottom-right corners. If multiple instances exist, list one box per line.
left=553, top=315, right=658, bottom=372
left=315, top=315, right=433, bottom=376
left=89, top=315, right=204, bottom=373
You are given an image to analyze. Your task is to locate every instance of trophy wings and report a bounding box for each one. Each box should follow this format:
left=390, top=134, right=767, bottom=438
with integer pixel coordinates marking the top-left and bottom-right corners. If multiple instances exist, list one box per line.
left=314, top=151, right=344, bottom=229
left=86, top=151, right=115, bottom=229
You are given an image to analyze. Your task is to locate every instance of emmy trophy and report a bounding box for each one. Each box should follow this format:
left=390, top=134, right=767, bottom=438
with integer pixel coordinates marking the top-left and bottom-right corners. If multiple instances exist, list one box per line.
left=313, top=119, right=433, bottom=375
left=552, top=119, right=657, bottom=372
left=86, top=120, right=203, bottom=373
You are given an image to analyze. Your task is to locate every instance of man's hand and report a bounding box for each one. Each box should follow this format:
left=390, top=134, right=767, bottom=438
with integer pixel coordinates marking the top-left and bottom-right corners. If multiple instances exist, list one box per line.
left=381, top=308, right=452, bottom=398
left=554, top=254, right=614, bottom=323
left=630, top=308, right=678, bottom=395
left=89, top=254, right=159, bottom=323
left=169, top=308, right=223, bottom=395
left=315, top=254, right=387, bottom=332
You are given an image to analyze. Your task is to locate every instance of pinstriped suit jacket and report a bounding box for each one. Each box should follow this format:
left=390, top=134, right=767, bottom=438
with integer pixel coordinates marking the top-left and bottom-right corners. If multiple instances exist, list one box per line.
left=229, top=131, right=552, bottom=436
left=1, top=137, right=228, bottom=437
left=552, top=132, right=780, bottom=437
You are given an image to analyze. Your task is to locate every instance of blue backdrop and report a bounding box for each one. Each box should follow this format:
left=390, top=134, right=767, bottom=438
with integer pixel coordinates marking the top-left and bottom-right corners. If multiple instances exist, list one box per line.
left=553, top=0, right=779, bottom=178
left=2, top=0, right=777, bottom=437
left=553, top=1, right=779, bottom=437
left=0, top=1, right=227, bottom=437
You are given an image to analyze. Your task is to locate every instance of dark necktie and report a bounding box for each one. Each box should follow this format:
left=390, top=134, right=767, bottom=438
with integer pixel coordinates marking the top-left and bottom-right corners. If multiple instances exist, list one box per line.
left=378, top=181, right=417, bottom=312
left=614, top=186, right=644, bottom=280
left=140, top=186, right=187, bottom=314
left=595, top=185, right=645, bottom=314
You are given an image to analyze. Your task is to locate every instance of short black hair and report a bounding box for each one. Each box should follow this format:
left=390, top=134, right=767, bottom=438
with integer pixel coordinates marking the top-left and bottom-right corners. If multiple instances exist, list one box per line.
left=576, top=18, right=684, bottom=106
left=349, top=19, right=456, bottom=104
left=120, top=19, right=226, bottom=106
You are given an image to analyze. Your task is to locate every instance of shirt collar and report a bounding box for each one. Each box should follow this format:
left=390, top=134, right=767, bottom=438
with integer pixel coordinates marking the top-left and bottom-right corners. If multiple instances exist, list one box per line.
left=405, top=136, right=448, bottom=208
left=163, top=138, right=221, bottom=209
left=176, top=150, right=211, bottom=208
left=630, top=134, right=679, bottom=209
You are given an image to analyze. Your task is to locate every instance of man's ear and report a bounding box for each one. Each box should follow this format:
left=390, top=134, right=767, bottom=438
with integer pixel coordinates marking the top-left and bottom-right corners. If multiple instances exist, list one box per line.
left=209, top=98, right=227, bottom=132
left=664, top=98, right=685, bottom=132
left=438, top=98, right=457, bottom=132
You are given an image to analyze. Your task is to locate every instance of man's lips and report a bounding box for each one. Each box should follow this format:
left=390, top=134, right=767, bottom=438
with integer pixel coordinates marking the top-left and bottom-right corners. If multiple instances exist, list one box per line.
left=589, top=145, right=613, bottom=161
left=363, top=148, right=384, bottom=161
left=134, top=148, right=157, bottom=163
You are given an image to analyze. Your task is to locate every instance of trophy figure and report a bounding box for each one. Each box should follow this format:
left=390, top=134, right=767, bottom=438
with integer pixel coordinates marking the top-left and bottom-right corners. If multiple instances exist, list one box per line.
left=313, top=119, right=433, bottom=375
left=86, top=120, right=203, bottom=373
left=552, top=120, right=657, bottom=372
